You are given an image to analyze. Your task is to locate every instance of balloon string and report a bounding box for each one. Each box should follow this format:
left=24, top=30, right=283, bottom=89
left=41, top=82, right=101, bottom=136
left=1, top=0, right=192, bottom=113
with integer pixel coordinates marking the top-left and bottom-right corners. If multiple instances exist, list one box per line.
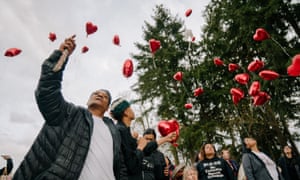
left=181, top=80, right=190, bottom=97
left=234, top=105, right=250, bottom=137
left=271, top=37, right=291, bottom=58
left=152, top=54, right=157, bottom=68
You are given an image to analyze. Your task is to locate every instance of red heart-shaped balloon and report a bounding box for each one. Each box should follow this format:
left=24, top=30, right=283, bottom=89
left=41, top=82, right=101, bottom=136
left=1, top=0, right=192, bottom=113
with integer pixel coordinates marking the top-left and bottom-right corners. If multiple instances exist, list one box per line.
left=191, top=36, right=196, bottom=42
left=228, top=63, right=239, bottom=72
left=149, top=39, right=161, bottom=54
left=231, top=95, right=242, bottom=105
left=253, top=28, right=270, bottom=41
left=259, top=70, right=279, bottom=80
left=234, top=73, right=250, bottom=85
left=194, top=88, right=204, bottom=97
left=184, top=103, right=193, bottom=109
left=173, top=71, right=183, bottom=81
left=230, top=88, right=244, bottom=99
left=291, top=54, right=300, bottom=67
left=4, top=48, right=22, bottom=57
left=48, top=32, right=56, bottom=42
left=123, top=59, right=134, bottom=78
left=249, top=81, right=260, bottom=96
left=253, top=91, right=270, bottom=106
left=81, top=46, right=89, bottom=53
left=158, top=119, right=180, bottom=146
left=248, top=59, right=264, bottom=72
left=287, top=54, right=300, bottom=77
left=113, top=34, right=120, bottom=46
left=287, top=64, right=300, bottom=77
left=86, top=22, right=98, bottom=36
left=185, top=8, right=192, bottom=17
left=213, top=58, right=224, bottom=66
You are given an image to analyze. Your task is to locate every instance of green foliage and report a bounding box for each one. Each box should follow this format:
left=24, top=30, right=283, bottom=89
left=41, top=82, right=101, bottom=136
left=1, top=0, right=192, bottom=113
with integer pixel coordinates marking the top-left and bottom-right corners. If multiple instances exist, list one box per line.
left=132, top=1, right=300, bottom=163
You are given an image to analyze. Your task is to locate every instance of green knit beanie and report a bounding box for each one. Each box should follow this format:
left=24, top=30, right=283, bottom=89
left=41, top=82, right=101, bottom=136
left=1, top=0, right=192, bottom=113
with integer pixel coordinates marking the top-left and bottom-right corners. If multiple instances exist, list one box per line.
left=110, top=98, right=130, bottom=121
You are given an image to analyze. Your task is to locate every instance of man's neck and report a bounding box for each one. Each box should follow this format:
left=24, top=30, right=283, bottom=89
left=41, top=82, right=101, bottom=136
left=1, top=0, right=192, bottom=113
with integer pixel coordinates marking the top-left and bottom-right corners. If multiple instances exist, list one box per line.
left=123, top=119, right=131, bottom=127
left=251, top=146, right=260, bottom=153
left=89, top=108, right=105, bottom=118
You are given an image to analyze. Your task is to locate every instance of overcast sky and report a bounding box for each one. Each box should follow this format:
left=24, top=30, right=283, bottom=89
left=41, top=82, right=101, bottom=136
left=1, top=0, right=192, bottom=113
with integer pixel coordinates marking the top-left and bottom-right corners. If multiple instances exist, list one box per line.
left=0, top=0, right=211, bottom=171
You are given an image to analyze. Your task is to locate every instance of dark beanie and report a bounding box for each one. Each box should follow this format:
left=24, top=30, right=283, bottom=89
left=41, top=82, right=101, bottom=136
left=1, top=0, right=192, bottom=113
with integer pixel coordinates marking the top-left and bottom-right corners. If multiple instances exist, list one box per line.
left=110, top=98, right=130, bottom=121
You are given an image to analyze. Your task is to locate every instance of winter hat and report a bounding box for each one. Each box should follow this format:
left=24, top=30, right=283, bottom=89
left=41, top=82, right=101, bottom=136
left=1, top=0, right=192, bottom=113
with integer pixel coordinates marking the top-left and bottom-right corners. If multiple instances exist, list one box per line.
left=110, top=98, right=130, bottom=121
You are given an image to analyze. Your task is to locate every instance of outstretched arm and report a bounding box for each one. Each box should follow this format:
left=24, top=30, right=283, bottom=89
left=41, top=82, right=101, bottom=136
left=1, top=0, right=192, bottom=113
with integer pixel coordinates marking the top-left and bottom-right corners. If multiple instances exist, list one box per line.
left=35, top=35, right=76, bottom=126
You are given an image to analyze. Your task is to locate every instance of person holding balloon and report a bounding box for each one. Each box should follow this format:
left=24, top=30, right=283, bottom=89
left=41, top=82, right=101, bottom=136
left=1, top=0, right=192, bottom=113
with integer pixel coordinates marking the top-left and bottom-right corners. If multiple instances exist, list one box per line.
left=13, top=35, right=122, bottom=180
left=110, top=98, right=176, bottom=180
left=142, top=128, right=172, bottom=180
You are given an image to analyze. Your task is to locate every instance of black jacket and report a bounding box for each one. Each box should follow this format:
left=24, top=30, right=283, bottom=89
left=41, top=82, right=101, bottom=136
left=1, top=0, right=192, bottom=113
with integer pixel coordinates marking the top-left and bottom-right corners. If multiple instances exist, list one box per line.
left=278, top=155, right=300, bottom=180
left=13, top=50, right=121, bottom=180
left=116, top=121, right=158, bottom=180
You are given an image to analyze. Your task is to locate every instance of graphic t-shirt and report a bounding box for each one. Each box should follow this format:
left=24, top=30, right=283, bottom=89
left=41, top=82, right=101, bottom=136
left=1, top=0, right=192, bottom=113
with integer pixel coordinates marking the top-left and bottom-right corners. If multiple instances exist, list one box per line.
left=197, top=157, right=232, bottom=180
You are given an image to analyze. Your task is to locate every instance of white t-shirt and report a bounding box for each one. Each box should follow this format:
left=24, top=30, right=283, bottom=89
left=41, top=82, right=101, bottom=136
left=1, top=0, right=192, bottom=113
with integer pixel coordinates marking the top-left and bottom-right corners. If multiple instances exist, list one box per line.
left=79, top=116, right=115, bottom=180
left=253, top=151, right=279, bottom=180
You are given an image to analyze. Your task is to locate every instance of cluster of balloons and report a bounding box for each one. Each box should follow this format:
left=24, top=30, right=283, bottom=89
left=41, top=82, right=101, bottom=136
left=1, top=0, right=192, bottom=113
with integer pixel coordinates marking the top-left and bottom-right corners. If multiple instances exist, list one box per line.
left=215, top=28, right=299, bottom=106
left=156, top=8, right=195, bottom=146
left=223, top=28, right=278, bottom=105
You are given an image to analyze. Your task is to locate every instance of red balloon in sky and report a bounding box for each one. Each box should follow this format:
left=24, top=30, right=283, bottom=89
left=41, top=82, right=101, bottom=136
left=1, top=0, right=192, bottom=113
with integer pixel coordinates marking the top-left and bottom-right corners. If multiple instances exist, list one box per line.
left=184, top=103, right=193, bottom=109
left=123, top=59, right=134, bottom=78
left=81, top=46, right=89, bottom=53
left=287, top=64, right=300, bottom=77
left=173, top=71, right=183, bottom=81
left=228, top=63, right=239, bottom=72
left=86, top=22, right=98, bottom=36
left=253, top=91, right=270, bottom=106
left=234, top=73, right=250, bottom=85
left=253, top=28, right=270, bottom=41
left=158, top=119, right=180, bottom=147
left=230, top=88, right=244, bottom=99
left=113, top=34, right=120, bottom=46
left=149, top=39, right=161, bottom=54
left=194, top=88, right=204, bottom=97
left=291, top=54, right=300, bottom=67
left=213, top=58, right=224, bottom=66
left=259, top=70, right=279, bottom=80
left=248, top=59, right=264, bottom=72
left=249, top=81, right=260, bottom=96
left=4, top=48, right=22, bottom=57
left=231, top=95, right=242, bottom=105
left=48, top=32, right=56, bottom=42
left=230, top=88, right=244, bottom=105
left=287, top=54, right=300, bottom=77
left=185, top=8, right=192, bottom=17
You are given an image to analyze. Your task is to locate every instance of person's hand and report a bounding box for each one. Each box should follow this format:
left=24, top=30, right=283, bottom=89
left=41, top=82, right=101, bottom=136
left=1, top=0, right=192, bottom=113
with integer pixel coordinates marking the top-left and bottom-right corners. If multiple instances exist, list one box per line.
left=131, top=131, right=139, bottom=139
left=165, top=132, right=177, bottom=142
left=59, top=35, right=76, bottom=56
left=163, top=166, right=169, bottom=176
left=137, top=137, right=147, bottom=151
left=157, top=132, right=177, bottom=145
left=1, top=155, right=11, bottom=160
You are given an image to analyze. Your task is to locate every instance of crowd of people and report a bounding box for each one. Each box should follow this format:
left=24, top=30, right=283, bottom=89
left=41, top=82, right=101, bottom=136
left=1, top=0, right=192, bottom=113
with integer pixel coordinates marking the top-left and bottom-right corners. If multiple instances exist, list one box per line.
left=2, top=36, right=300, bottom=180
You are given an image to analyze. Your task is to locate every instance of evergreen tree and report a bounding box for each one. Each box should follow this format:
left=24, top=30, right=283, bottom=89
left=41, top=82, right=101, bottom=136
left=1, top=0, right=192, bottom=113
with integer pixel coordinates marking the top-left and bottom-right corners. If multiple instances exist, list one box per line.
left=200, top=0, right=300, bottom=159
left=132, top=0, right=300, bottom=163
